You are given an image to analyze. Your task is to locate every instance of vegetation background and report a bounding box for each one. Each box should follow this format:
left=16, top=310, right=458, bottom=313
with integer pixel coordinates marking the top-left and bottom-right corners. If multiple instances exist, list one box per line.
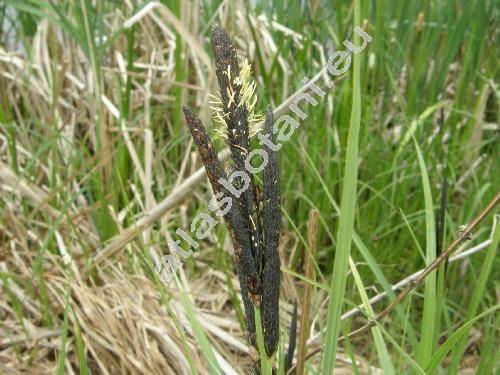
left=0, top=0, right=498, bottom=373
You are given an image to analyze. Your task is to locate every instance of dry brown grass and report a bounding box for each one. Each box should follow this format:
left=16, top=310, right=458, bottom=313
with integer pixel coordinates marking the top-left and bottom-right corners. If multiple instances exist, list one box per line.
left=0, top=3, right=332, bottom=373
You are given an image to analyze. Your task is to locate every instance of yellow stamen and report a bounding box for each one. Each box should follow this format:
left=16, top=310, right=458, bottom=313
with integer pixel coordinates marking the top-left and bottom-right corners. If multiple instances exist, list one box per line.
left=210, top=59, right=263, bottom=140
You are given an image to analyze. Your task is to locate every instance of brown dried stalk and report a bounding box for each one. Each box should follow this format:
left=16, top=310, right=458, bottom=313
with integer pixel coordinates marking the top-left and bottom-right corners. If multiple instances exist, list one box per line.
left=183, top=23, right=281, bottom=370
left=295, top=210, right=319, bottom=375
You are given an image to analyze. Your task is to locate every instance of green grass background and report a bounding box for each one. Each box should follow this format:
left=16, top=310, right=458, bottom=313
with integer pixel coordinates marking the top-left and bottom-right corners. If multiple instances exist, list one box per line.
left=0, top=0, right=498, bottom=373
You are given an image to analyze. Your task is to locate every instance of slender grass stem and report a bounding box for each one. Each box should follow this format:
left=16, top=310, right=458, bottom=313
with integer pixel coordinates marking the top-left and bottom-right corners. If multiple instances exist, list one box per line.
left=255, top=307, right=272, bottom=375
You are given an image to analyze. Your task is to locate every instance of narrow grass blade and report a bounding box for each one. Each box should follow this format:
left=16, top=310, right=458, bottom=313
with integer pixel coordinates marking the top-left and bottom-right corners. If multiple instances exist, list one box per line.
left=255, top=307, right=273, bottom=375
left=71, top=308, right=89, bottom=375
left=379, top=325, right=426, bottom=375
left=395, top=101, right=447, bottom=160
left=476, top=314, right=497, bottom=374
left=414, top=138, right=437, bottom=366
left=175, top=277, right=222, bottom=374
left=341, top=325, right=360, bottom=375
left=448, top=221, right=499, bottom=372
left=280, top=266, right=329, bottom=292
left=322, top=1, right=363, bottom=371
left=349, top=258, right=395, bottom=374
left=424, top=304, right=500, bottom=374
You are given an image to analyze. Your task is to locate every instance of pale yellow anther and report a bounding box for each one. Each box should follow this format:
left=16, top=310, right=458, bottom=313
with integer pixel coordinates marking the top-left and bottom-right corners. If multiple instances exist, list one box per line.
left=211, top=60, right=263, bottom=140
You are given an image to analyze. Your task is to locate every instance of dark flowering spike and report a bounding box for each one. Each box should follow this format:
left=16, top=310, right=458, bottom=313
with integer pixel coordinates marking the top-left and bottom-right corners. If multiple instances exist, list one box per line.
left=210, top=21, right=249, bottom=167
left=210, top=22, right=249, bottom=162
left=285, top=301, right=298, bottom=372
left=261, top=106, right=281, bottom=356
left=210, top=22, right=263, bottom=274
left=183, top=107, right=260, bottom=349
left=210, top=22, right=241, bottom=105
left=262, top=106, right=280, bottom=256
left=182, top=108, right=224, bottom=192
left=238, top=265, right=257, bottom=348
left=182, top=107, right=259, bottom=297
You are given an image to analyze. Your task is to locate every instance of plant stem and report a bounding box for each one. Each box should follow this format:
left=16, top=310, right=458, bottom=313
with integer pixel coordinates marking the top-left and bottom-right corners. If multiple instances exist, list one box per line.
left=255, top=307, right=272, bottom=375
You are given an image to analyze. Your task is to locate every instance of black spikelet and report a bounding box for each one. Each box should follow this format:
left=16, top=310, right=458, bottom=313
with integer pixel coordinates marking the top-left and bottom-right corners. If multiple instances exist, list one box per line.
left=182, top=108, right=259, bottom=300
left=261, top=106, right=281, bottom=356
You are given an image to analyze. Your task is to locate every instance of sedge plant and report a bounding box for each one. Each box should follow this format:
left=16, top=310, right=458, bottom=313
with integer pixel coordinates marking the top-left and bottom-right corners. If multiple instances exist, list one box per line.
left=183, top=23, right=281, bottom=373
